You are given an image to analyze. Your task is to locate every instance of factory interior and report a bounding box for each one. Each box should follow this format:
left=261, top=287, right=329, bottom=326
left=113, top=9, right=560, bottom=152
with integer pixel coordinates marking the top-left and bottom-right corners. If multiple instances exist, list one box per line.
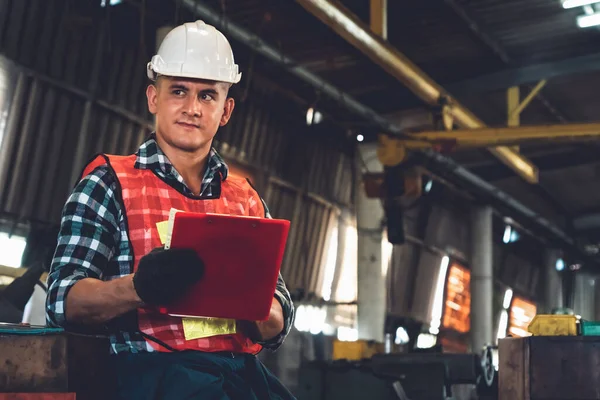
left=3, top=0, right=600, bottom=399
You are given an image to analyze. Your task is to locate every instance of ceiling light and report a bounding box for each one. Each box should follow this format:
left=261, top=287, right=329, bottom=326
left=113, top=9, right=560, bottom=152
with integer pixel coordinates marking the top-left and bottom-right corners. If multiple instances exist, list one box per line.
left=424, top=179, right=433, bottom=193
left=306, top=107, right=323, bottom=126
left=101, top=0, right=122, bottom=6
left=577, top=12, right=600, bottom=27
left=306, top=107, right=314, bottom=126
left=503, top=225, right=512, bottom=244
left=562, top=0, right=600, bottom=9
left=356, top=134, right=364, bottom=142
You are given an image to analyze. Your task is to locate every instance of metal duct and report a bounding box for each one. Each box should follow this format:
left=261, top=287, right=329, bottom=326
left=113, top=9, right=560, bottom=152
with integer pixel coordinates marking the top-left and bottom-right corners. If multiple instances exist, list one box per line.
left=179, top=0, right=597, bottom=270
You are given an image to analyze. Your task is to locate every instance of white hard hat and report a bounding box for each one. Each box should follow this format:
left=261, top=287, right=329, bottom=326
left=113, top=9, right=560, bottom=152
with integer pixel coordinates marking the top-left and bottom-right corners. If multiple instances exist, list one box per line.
left=147, top=20, right=241, bottom=84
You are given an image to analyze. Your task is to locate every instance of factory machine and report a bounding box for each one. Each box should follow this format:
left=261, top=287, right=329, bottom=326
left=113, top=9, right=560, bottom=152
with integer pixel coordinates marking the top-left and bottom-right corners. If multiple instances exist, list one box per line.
left=295, top=343, right=497, bottom=400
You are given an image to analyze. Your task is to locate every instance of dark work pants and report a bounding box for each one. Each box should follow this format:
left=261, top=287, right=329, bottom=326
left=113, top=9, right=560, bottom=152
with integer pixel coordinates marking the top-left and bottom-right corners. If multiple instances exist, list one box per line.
left=113, top=350, right=297, bottom=400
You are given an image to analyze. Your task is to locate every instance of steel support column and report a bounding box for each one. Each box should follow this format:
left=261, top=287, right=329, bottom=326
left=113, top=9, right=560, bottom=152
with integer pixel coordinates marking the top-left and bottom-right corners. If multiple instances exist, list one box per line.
left=471, top=205, right=493, bottom=353
left=508, top=81, right=546, bottom=151
left=356, top=143, right=386, bottom=342
left=296, top=0, right=539, bottom=183
left=508, top=86, right=520, bottom=151
left=510, top=81, right=547, bottom=120
left=370, top=0, right=387, bottom=39
left=544, top=250, right=563, bottom=313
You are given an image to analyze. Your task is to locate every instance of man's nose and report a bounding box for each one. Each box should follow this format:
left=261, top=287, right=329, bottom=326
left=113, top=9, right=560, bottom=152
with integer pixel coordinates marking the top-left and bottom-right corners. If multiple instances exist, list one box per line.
left=183, top=96, right=202, bottom=117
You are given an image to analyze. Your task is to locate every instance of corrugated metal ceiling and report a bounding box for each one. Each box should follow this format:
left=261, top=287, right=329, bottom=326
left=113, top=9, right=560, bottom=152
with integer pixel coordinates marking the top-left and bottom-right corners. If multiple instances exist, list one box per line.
left=466, top=0, right=600, bottom=64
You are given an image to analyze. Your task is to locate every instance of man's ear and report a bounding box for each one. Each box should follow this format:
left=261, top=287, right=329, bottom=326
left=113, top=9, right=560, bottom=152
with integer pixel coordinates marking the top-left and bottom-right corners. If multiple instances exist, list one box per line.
left=147, top=84, right=158, bottom=115
left=220, top=97, right=235, bottom=127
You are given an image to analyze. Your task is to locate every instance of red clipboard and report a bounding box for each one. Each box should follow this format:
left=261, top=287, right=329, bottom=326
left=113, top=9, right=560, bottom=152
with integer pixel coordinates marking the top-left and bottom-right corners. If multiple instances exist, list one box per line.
left=158, top=211, right=290, bottom=321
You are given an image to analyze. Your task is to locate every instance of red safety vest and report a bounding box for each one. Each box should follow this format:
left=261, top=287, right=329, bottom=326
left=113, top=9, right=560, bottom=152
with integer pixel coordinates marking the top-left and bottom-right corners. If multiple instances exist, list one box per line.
left=82, top=153, right=264, bottom=354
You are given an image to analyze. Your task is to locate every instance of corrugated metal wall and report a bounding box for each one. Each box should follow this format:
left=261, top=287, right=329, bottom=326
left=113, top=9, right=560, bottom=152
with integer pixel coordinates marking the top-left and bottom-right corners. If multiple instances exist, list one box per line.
left=0, top=0, right=354, bottom=299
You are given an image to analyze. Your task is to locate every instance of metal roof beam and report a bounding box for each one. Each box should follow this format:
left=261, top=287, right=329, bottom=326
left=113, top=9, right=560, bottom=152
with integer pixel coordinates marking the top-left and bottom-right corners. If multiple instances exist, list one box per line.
left=447, top=52, right=600, bottom=94
left=370, top=0, right=387, bottom=39
left=469, top=146, right=600, bottom=181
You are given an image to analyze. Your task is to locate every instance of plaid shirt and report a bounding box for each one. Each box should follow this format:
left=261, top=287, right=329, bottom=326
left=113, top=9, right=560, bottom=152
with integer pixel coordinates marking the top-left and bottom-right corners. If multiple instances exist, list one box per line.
left=46, top=136, right=295, bottom=354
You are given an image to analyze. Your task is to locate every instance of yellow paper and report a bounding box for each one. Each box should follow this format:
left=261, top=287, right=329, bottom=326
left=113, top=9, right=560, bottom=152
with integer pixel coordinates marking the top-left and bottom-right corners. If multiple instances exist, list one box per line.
left=182, top=317, right=237, bottom=340
left=156, top=220, right=169, bottom=245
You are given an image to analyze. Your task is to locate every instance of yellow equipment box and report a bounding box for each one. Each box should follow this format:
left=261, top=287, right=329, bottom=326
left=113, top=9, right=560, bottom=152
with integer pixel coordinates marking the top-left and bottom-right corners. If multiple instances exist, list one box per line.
left=332, top=340, right=385, bottom=360
left=527, top=314, right=578, bottom=336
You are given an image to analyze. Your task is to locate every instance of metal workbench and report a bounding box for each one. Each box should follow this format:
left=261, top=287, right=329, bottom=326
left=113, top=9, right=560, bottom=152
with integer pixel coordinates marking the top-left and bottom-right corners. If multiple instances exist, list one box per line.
left=0, top=329, right=114, bottom=399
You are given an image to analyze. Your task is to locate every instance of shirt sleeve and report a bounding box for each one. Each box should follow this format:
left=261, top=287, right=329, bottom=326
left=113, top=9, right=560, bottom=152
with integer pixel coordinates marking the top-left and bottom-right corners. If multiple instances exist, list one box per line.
left=257, top=197, right=296, bottom=351
left=45, top=166, right=121, bottom=328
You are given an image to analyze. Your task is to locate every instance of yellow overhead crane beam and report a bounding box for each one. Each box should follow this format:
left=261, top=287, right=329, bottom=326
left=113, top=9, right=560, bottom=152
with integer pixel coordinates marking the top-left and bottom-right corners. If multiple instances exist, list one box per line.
left=377, top=121, right=600, bottom=167
left=296, top=0, right=540, bottom=183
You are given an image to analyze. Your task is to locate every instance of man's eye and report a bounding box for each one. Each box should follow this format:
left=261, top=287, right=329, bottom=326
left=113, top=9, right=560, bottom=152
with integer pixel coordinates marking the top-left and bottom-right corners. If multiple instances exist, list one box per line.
left=173, top=90, right=185, bottom=96
left=201, top=94, right=214, bottom=101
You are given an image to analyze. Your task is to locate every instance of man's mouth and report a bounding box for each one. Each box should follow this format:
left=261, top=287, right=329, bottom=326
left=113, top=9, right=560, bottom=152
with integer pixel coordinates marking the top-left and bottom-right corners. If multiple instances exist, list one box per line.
left=176, top=122, right=200, bottom=129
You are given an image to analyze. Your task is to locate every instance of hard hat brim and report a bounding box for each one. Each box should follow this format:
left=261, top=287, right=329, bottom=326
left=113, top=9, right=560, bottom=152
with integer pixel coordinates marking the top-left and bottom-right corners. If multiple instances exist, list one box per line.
left=147, top=60, right=242, bottom=84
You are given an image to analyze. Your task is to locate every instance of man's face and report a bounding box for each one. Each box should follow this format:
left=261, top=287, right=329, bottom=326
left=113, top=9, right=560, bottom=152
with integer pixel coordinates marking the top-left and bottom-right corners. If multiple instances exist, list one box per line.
left=146, top=76, right=234, bottom=153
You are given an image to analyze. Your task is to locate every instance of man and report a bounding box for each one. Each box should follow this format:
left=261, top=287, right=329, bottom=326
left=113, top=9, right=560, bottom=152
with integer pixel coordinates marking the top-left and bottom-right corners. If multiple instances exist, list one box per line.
left=46, top=20, right=296, bottom=400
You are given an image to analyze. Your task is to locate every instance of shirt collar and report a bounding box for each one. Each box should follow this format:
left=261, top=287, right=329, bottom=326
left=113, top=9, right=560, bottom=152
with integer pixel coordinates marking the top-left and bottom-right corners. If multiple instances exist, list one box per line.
left=134, top=134, right=229, bottom=184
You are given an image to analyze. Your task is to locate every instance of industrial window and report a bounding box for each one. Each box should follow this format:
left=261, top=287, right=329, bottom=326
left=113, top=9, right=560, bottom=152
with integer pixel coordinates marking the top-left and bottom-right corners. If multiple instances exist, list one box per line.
left=294, top=214, right=358, bottom=337
left=508, top=296, right=536, bottom=337
left=333, top=224, right=358, bottom=303
left=442, top=262, right=471, bottom=334
left=0, top=233, right=26, bottom=268
left=321, top=222, right=339, bottom=302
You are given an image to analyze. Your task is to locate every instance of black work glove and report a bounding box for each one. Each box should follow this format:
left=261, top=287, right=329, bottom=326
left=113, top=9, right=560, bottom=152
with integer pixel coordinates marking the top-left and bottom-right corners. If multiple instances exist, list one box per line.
left=133, top=247, right=205, bottom=306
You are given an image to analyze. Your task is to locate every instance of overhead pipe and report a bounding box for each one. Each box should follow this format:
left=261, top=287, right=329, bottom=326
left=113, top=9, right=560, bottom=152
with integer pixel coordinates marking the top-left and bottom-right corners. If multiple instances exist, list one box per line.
left=295, top=0, right=538, bottom=184
left=179, top=0, right=598, bottom=271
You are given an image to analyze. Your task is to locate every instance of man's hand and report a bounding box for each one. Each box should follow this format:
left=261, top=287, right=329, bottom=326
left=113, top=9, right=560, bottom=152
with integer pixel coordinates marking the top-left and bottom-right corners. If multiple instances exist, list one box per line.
left=238, top=298, right=285, bottom=342
left=133, top=247, right=205, bottom=306
left=65, top=247, right=204, bottom=325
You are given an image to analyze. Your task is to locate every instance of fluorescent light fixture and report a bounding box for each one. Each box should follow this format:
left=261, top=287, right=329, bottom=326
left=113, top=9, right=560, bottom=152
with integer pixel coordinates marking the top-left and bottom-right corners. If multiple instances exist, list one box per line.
left=381, top=232, right=394, bottom=277
left=416, top=333, right=437, bottom=349
left=101, top=0, right=122, bottom=6
left=497, top=310, right=509, bottom=341
left=562, top=0, right=600, bottom=9
left=429, top=256, right=450, bottom=335
left=424, top=179, right=433, bottom=193
left=503, top=225, right=512, bottom=244
left=503, top=225, right=520, bottom=243
left=321, top=225, right=339, bottom=301
left=306, top=107, right=323, bottom=125
left=510, top=229, right=520, bottom=242
left=503, top=289, right=513, bottom=309
left=306, top=107, right=314, bottom=125
left=577, top=12, right=600, bottom=28
left=395, top=327, right=410, bottom=345
left=313, top=111, right=323, bottom=124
